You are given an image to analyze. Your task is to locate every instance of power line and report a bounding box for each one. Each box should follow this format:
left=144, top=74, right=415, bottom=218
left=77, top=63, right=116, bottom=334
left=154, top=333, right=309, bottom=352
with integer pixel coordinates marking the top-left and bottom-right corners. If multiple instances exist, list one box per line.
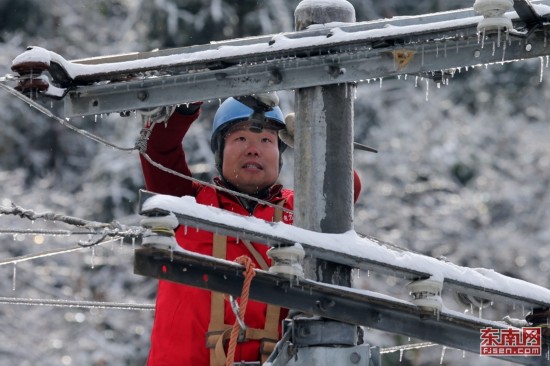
left=0, top=296, right=154, bottom=311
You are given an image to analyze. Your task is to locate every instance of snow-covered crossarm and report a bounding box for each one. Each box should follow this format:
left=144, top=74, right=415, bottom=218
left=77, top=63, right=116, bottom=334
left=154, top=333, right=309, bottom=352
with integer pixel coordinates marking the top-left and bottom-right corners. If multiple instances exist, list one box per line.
left=139, top=191, right=550, bottom=310
left=134, top=247, right=548, bottom=365
left=9, top=1, right=550, bottom=117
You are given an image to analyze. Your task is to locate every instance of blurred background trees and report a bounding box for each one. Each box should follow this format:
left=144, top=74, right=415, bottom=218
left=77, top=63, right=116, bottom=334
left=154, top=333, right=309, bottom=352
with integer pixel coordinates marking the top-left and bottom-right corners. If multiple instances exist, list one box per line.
left=1, top=1, right=549, bottom=364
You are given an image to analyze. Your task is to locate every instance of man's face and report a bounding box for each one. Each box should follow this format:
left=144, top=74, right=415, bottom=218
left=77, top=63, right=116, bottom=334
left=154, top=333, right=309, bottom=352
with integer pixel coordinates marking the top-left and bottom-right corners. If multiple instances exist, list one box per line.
left=222, top=123, right=280, bottom=195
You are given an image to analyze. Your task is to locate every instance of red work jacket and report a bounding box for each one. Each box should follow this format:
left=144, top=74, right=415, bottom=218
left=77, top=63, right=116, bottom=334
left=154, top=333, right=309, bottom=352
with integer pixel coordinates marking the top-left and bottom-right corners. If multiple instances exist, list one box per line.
left=140, top=109, right=361, bottom=365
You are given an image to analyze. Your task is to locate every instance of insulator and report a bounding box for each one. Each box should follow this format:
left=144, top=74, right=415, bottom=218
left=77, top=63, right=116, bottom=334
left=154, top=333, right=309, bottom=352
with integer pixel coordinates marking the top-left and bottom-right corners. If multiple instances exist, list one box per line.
left=267, top=243, right=305, bottom=278
left=473, top=0, right=514, bottom=33
left=407, top=278, right=443, bottom=312
left=140, top=213, right=181, bottom=252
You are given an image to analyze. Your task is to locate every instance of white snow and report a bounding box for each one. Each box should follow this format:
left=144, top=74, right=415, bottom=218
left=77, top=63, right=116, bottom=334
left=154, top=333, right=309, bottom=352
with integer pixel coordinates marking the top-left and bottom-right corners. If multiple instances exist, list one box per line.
left=143, top=193, right=550, bottom=305
left=295, top=0, right=356, bottom=15
left=12, top=5, right=550, bottom=80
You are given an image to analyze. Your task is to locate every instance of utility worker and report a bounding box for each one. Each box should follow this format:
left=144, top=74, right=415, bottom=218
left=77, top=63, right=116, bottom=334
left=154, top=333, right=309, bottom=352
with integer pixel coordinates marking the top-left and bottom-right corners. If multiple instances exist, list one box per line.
left=139, top=93, right=362, bottom=365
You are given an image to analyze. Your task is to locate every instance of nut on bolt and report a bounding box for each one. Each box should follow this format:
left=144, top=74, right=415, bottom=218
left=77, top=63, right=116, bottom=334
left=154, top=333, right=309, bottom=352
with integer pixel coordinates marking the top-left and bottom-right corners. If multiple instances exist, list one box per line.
left=137, top=90, right=149, bottom=101
left=349, top=351, right=361, bottom=364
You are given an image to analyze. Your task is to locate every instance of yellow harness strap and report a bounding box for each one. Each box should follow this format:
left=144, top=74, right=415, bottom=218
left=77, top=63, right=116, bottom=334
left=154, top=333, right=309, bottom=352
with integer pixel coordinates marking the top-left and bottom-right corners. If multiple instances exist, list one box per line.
left=207, top=201, right=285, bottom=366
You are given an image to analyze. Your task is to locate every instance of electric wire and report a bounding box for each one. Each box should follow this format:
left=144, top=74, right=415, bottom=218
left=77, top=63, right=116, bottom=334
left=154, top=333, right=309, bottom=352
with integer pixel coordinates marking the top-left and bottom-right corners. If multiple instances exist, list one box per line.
left=379, top=341, right=438, bottom=354
left=0, top=296, right=154, bottom=311
left=0, top=236, right=124, bottom=267
left=0, top=78, right=294, bottom=214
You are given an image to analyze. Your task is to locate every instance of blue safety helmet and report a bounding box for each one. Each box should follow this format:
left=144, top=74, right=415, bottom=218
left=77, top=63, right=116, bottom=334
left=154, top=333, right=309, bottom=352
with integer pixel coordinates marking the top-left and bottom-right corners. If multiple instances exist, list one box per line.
left=211, top=97, right=287, bottom=174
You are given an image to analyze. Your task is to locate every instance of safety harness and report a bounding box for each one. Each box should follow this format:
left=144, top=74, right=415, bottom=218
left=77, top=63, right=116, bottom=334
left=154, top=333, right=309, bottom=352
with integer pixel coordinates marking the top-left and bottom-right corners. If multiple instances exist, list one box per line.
left=206, top=203, right=285, bottom=366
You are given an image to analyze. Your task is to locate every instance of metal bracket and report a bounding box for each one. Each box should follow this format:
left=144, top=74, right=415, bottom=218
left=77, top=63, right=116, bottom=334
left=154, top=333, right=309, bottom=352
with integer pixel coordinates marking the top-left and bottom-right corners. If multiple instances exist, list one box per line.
left=9, top=2, right=550, bottom=117
left=133, top=247, right=548, bottom=365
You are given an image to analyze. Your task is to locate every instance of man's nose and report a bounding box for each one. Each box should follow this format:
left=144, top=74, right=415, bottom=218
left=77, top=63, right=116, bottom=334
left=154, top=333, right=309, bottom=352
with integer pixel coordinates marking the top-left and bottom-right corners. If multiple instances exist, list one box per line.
left=245, top=140, right=260, bottom=155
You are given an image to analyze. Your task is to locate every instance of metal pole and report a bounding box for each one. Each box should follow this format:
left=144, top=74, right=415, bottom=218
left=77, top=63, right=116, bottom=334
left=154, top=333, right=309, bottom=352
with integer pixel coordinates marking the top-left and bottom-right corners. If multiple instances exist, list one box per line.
left=294, top=0, right=355, bottom=286
left=290, top=3, right=378, bottom=364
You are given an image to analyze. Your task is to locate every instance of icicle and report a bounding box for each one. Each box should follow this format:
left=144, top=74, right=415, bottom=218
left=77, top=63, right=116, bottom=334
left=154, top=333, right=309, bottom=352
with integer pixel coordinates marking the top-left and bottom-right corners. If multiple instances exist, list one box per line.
left=539, top=56, right=544, bottom=83
left=399, top=349, right=404, bottom=362
left=379, top=77, right=383, bottom=88
left=501, top=40, right=507, bottom=63
left=492, top=41, right=496, bottom=56
left=132, top=237, right=135, bottom=249
left=184, top=225, right=188, bottom=235
left=12, top=263, right=16, bottom=291
left=425, top=79, right=429, bottom=101
left=90, top=246, right=95, bottom=269
left=439, top=346, right=446, bottom=364
left=415, top=76, right=419, bottom=88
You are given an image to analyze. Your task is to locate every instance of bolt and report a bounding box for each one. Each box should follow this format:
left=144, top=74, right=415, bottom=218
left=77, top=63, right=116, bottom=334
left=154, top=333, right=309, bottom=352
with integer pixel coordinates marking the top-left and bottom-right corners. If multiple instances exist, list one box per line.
left=298, top=325, right=311, bottom=337
left=474, top=49, right=481, bottom=58
left=525, top=43, right=532, bottom=52
left=349, top=352, right=361, bottom=364
left=316, top=298, right=336, bottom=311
left=215, top=72, right=227, bottom=80
left=268, top=69, right=282, bottom=85
left=137, top=90, right=149, bottom=101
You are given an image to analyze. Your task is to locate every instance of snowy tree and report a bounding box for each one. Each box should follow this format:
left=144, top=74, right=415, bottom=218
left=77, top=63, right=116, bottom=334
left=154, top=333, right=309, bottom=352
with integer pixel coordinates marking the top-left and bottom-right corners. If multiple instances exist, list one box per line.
left=1, top=1, right=550, bottom=365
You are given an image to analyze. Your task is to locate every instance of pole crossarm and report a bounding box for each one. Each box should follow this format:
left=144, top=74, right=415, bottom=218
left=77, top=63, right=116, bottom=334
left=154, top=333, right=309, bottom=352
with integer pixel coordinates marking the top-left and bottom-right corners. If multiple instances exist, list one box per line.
left=134, top=247, right=548, bottom=366
left=8, top=2, right=550, bottom=117
left=138, top=190, right=550, bottom=312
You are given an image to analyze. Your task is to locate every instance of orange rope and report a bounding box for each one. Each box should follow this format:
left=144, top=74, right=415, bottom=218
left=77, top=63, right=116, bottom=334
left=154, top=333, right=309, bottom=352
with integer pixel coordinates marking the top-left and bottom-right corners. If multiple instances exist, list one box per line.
left=226, top=255, right=256, bottom=366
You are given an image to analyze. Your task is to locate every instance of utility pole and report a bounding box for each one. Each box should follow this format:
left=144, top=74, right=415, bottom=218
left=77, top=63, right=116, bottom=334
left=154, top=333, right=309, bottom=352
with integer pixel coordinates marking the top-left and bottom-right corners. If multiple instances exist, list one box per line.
left=290, top=1, right=377, bottom=364
left=294, top=0, right=355, bottom=287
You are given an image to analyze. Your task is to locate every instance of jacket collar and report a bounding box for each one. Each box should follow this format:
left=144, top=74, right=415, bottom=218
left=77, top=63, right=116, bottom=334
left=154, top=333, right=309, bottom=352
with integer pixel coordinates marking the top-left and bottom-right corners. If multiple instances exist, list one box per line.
left=213, top=176, right=284, bottom=206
